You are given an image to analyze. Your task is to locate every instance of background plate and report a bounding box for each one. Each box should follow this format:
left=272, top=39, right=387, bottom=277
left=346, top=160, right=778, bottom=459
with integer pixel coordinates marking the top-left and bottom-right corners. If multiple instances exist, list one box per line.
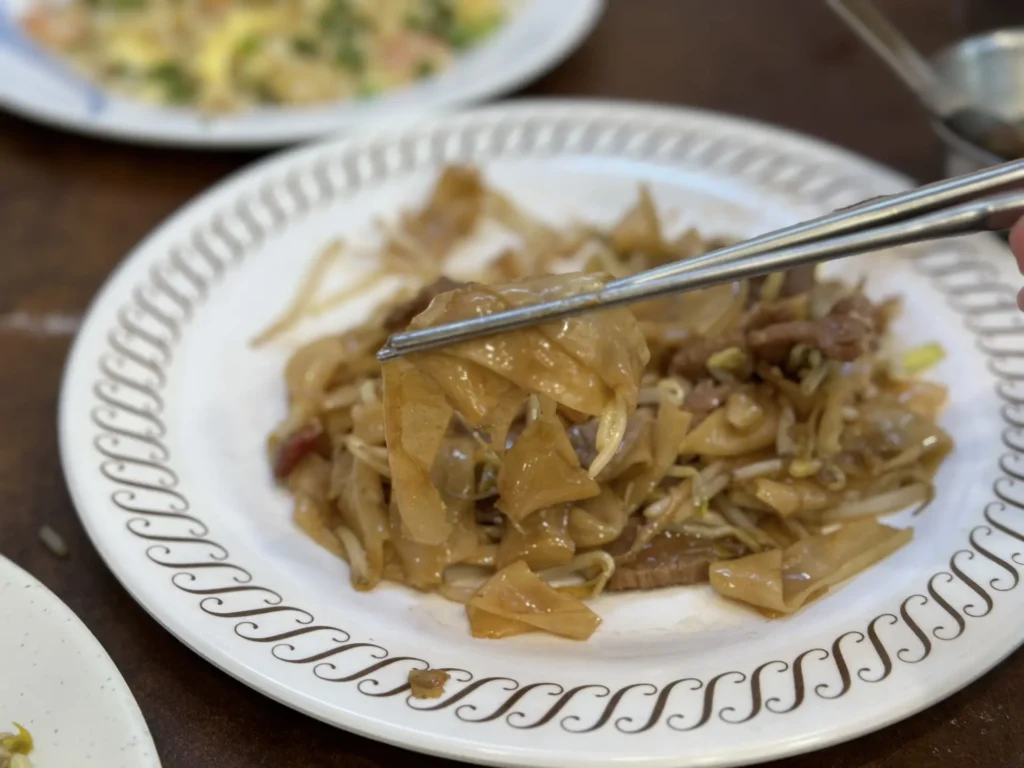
left=59, top=101, right=1024, bottom=767
left=0, top=0, right=601, bottom=147
left=0, top=556, right=160, bottom=768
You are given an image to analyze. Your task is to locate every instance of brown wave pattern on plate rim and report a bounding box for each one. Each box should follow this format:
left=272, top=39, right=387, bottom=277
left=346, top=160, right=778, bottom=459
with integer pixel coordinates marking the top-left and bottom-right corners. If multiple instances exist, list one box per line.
left=87, top=110, right=1024, bottom=734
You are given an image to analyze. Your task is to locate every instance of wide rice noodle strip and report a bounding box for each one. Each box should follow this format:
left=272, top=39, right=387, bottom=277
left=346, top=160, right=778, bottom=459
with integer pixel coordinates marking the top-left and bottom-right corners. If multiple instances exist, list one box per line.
left=633, top=283, right=749, bottom=347
left=887, top=379, right=948, bottom=422
left=751, top=478, right=837, bottom=518
left=388, top=502, right=480, bottom=591
left=497, top=397, right=600, bottom=523
left=607, top=185, right=668, bottom=258
left=465, top=606, right=537, bottom=639
left=486, top=273, right=650, bottom=410
left=334, top=452, right=390, bottom=590
left=285, top=321, right=388, bottom=405
left=496, top=507, right=575, bottom=570
left=382, top=360, right=453, bottom=545
left=599, top=409, right=655, bottom=481
left=385, top=436, right=485, bottom=591
left=708, top=518, right=912, bottom=614
left=400, top=166, right=485, bottom=262
left=293, top=495, right=346, bottom=560
left=409, top=284, right=612, bottom=416
left=617, top=400, right=691, bottom=512
left=409, top=352, right=524, bottom=452
left=482, top=188, right=561, bottom=253
left=289, top=455, right=347, bottom=559
left=466, top=560, right=601, bottom=640
left=568, top=488, right=629, bottom=548
left=680, top=395, right=779, bottom=457
left=430, top=436, right=482, bottom=509
left=840, top=401, right=953, bottom=488
left=284, top=338, right=350, bottom=404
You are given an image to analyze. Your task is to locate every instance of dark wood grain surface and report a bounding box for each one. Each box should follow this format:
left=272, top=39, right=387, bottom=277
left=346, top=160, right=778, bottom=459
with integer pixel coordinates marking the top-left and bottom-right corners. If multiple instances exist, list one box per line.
left=3, top=1, right=1024, bottom=766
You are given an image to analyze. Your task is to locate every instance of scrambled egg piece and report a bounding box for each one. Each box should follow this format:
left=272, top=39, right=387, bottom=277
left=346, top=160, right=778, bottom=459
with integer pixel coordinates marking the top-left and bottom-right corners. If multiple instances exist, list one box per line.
left=196, top=8, right=283, bottom=91
left=454, top=0, right=503, bottom=27
left=105, top=27, right=170, bottom=70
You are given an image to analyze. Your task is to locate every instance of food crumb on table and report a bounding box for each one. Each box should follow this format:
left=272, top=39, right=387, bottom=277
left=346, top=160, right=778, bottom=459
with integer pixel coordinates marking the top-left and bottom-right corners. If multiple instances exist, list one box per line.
left=408, top=668, right=450, bottom=700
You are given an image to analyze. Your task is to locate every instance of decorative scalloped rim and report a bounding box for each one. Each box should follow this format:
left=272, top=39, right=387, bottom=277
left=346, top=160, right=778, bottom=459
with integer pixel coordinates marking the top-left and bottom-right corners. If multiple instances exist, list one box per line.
left=67, top=103, right=1024, bottom=762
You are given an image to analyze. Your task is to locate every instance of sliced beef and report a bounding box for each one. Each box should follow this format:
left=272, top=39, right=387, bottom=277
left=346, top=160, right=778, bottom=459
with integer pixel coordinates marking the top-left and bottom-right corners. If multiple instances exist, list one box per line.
left=668, top=330, right=744, bottom=380
left=605, top=525, right=748, bottom=591
left=272, top=422, right=324, bottom=479
left=567, top=418, right=598, bottom=468
left=603, top=516, right=641, bottom=559
left=830, top=292, right=876, bottom=326
left=381, top=277, right=465, bottom=334
left=667, top=300, right=805, bottom=381
left=747, top=316, right=862, bottom=364
left=780, top=264, right=818, bottom=297
left=673, top=288, right=878, bottom=375
left=747, top=294, right=877, bottom=365
left=683, top=380, right=734, bottom=423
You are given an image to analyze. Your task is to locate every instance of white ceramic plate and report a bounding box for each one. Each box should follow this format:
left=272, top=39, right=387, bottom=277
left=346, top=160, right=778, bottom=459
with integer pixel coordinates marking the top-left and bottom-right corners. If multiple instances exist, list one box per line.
left=0, top=556, right=160, bottom=768
left=59, top=101, right=1024, bottom=767
left=0, top=0, right=601, bottom=148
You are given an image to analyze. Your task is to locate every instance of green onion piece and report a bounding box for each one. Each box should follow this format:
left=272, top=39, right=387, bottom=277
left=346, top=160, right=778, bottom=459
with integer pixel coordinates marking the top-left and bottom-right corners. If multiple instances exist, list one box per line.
left=149, top=63, right=196, bottom=104
left=2, top=723, right=33, bottom=755
left=416, top=58, right=437, bottom=78
left=236, top=34, right=263, bottom=59
left=450, top=16, right=501, bottom=49
left=902, top=343, right=945, bottom=376
left=335, top=41, right=365, bottom=72
left=89, top=0, right=147, bottom=11
left=355, top=82, right=381, bottom=99
left=291, top=37, right=318, bottom=56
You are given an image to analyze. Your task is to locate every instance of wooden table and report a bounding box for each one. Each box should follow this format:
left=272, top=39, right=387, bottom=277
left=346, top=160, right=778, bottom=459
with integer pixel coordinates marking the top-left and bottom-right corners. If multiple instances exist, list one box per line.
left=3, top=1, right=1023, bottom=766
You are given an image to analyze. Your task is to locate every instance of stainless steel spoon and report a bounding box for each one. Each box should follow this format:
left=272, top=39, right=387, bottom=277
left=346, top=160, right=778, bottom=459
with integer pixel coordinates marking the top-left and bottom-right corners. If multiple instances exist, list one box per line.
left=828, top=0, right=1024, bottom=161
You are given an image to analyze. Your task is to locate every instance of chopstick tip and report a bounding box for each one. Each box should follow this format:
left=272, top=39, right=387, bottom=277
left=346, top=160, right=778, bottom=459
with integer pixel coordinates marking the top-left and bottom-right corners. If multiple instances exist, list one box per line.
left=376, top=344, right=400, bottom=363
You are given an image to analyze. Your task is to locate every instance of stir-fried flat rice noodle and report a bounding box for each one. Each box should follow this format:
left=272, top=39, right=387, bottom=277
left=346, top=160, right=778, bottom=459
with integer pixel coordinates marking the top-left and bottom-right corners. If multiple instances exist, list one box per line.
left=268, top=166, right=953, bottom=641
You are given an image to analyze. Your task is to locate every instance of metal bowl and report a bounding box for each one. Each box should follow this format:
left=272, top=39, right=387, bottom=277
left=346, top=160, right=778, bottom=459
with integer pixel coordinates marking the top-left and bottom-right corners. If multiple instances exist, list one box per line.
left=930, top=29, right=1024, bottom=175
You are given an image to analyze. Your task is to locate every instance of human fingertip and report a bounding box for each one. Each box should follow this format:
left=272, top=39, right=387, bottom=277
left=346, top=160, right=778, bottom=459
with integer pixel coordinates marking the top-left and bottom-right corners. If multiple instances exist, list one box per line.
left=1012, top=220, right=1024, bottom=275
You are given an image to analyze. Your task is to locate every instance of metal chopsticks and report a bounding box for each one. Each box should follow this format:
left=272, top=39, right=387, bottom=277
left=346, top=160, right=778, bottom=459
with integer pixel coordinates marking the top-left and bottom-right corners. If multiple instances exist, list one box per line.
left=376, top=159, right=1024, bottom=363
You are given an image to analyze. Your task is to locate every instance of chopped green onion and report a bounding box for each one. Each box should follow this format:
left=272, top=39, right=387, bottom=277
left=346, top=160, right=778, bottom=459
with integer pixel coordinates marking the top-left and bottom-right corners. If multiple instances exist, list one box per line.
left=89, top=0, right=146, bottom=10
left=2, top=723, right=33, bottom=755
left=149, top=63, right=195, bottom=104
left=355, top=82, right=381, bottom=99
left=448, top=16, right=501, bottom=49
left=236, top=34, right=263, bottom=59
left=415, top=0, right=455, bottom=39
left=320, top=0, right=369, bottom=37
left=291, top=37, right=318, bottom=56
left=335, top=41, right=365, bottom=72
left=415, top=59, right=438, bottom=78
left=902, top=343, right=945, bottom=376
